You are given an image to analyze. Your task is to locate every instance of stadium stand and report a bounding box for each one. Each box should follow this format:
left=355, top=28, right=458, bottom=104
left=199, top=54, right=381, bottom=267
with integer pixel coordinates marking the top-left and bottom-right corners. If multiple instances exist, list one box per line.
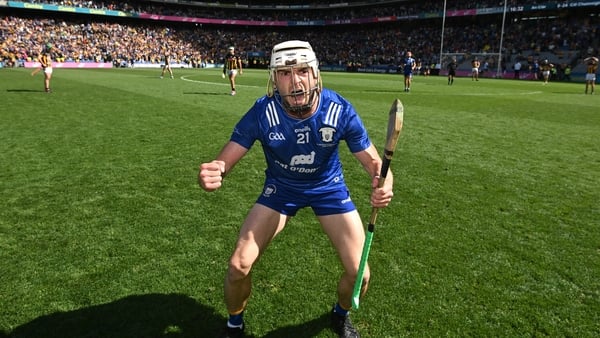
left=1, top=0, right=598, bottom=80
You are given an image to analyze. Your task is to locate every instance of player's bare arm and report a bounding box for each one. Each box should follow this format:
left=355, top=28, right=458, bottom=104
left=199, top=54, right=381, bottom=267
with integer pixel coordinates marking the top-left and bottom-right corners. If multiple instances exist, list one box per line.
left=354, top=144, right=394, bottom=208
left=198, top=141, right=249, bottom=192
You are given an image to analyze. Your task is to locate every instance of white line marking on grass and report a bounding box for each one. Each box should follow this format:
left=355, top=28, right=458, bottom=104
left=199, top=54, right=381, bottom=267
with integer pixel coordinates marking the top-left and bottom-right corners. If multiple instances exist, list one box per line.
left=455, top=91, right=543, bottom=96
left=340, top=90, right=543, bottom=96
left=180, top=75, right=261, bottom=89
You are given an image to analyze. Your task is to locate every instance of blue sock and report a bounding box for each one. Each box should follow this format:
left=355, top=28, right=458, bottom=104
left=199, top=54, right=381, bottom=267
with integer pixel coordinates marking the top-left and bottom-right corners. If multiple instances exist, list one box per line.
left=333, top=303, right=349, bottom=317
left=227, top=312, right=244, bottom=328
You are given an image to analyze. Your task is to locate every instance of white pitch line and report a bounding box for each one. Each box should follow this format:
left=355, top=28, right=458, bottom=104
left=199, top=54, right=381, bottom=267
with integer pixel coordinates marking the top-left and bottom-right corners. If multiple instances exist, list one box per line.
left=454, top=91, right=543, bottom=96
left=180, top=75, right=542, bottom=96
left=340, top=89, right=543, bottom=96
left=180, top=75, right=261, bottom=88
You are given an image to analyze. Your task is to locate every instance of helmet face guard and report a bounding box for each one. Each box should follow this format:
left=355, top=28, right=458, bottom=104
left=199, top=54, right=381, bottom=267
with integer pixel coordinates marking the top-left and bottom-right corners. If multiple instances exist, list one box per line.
left=267, top=40, right=321, bottom=116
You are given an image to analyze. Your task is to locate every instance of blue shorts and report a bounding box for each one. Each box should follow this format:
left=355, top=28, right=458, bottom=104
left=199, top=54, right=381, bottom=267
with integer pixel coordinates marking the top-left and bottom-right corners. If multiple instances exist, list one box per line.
left=256, top=179, right=357, bottom=216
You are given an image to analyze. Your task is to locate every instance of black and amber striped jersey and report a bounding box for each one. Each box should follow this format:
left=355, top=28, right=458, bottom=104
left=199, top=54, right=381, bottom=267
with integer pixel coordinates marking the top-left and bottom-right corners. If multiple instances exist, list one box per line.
left=39, top=53, right=51, bottom=68
left=224, top=53, right=241, bottom=71
left=587, top=62, right=598, bottom=74
left=540, top=63, right=553, bottom=72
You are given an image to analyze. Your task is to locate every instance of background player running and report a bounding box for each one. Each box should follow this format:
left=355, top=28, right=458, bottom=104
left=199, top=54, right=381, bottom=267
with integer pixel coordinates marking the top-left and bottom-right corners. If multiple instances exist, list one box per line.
left=223, top=46, right=243, bottom=95
left=401, top=51, right=416, bottom=92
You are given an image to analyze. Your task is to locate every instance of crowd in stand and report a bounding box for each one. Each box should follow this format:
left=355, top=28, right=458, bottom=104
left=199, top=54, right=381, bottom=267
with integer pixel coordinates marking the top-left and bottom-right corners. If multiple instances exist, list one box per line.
left=1, top=0, right=597, bottom=72
left=17, top=0, right=572, bottom=21
left=1, top=15, right=206, bottom=67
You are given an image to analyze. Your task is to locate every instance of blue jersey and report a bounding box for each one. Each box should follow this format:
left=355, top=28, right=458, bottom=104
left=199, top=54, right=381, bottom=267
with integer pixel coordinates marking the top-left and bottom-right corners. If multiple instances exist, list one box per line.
left=403, top=57, right=415, bottom=74
left=230, top=88, right=371, bottom=191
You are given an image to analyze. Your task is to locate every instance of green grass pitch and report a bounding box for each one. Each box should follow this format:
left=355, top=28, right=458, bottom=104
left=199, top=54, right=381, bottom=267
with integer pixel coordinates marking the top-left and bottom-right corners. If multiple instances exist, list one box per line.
left=1, top=67, right=599, bottom=337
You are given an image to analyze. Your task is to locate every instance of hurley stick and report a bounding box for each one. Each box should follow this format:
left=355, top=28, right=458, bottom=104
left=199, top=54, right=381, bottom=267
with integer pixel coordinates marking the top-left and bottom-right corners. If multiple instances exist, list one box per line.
left=352, top=98, right=404, bottom=310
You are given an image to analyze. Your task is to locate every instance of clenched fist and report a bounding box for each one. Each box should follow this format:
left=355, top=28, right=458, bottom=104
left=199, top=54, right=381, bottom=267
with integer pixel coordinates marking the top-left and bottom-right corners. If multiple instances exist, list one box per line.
left=199, top=160, right=226, bottom=192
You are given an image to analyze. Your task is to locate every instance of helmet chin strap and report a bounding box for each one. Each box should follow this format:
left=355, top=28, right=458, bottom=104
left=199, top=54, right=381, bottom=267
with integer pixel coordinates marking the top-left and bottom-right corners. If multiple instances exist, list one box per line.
left=268, top=63, right=323, bottom=118
left=282, top=86, right=319, bottom=117
left=277, top=69, right=321, bottom=118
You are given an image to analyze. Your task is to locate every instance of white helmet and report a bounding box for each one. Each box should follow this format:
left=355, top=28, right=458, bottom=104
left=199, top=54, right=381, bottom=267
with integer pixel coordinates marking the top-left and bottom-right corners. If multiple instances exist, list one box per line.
left=269, top=40, right=319, bottom=75
left=267, top=40, right=321, bottom=115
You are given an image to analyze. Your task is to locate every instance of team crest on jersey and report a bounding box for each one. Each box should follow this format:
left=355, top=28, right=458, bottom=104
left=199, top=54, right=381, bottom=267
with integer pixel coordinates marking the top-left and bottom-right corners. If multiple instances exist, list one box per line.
left=263, top=184, right=277, bottom=197
left=318, top=127, right=336, bottom=143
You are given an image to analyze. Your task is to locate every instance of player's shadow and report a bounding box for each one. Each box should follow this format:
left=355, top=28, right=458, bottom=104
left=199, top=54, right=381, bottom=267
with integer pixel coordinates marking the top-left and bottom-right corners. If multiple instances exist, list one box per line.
left=261, top=312, right=330, bottom=338
left=183, top=91, right=230, bottom=96
left=6, top=89, right=45, bottom=93
left=3, top=293, right=225, bottom=338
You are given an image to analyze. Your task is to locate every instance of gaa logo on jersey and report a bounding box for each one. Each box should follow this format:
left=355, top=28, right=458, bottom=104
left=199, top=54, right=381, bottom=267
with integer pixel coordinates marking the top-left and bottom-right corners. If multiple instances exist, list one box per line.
left=318, top=127, right=336, bottom=142
left=268, top=132, right=286, bottom=141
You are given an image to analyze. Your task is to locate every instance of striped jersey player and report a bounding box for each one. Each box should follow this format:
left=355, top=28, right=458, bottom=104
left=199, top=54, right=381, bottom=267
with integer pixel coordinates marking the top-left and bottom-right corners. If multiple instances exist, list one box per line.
left=223, top=46, right=243, bottom=95
left=199, top=40, right=395, bottom=338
